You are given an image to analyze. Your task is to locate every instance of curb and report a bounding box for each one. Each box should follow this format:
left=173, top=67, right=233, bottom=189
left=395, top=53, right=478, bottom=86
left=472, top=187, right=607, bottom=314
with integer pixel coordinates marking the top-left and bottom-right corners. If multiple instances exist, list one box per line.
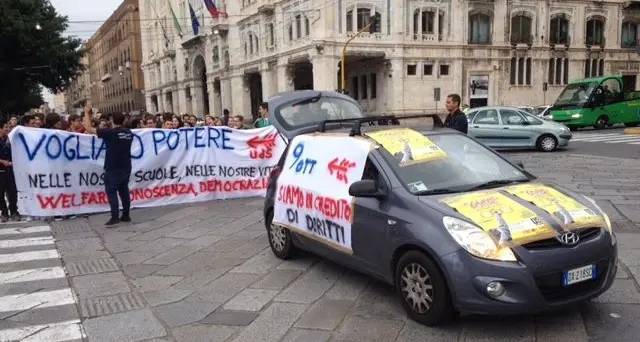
left=624, top=128, right=640, bottom=135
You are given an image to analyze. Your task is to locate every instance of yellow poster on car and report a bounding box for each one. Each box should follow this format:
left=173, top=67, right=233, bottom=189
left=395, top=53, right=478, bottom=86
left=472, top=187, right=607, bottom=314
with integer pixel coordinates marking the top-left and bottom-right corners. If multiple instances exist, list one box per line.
left=441, top=191, right=553, bottom=244
left=365, top=128, right=447, bottom=166
left=503, top=183, right=604, bottom=229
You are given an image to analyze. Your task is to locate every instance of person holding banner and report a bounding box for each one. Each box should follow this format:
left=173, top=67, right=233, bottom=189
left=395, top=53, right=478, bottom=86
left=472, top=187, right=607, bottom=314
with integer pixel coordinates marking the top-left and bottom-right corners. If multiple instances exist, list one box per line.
left=0, top=119, right=19, bottom=222
left=82, top=104, right=134, bottom=226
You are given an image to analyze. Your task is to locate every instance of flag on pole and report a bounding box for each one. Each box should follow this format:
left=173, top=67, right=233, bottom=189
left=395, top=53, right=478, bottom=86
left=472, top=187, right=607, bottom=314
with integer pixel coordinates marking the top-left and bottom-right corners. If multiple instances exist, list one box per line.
left=189, top=2, right=200, bottom=35
left=203, top=0, right=228, bottom=19
left=167, top=0, right=182, bottom=37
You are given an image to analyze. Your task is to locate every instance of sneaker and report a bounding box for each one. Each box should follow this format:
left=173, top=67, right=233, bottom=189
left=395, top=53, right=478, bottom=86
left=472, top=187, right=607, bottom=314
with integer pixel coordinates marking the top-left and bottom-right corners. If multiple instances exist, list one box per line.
left=120, top=216, right=131, bottom=223
left=10, top=214, right=21, bottom=221
left=0, top=216, right=8, bottom=223
left=54, top=216, right=64, bottom=221
left=105, top=218, right=120, bottom=226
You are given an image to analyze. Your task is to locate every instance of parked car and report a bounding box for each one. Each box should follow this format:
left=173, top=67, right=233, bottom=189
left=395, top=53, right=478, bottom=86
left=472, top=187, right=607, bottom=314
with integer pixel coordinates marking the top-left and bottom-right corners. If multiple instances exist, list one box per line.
left=533, top=105, right=553, bottom=120
left=263, top=91, right=617, bottom=326
left=517, top=106, right=535, bottom=114
left=465, top=106, right=572, bottom=152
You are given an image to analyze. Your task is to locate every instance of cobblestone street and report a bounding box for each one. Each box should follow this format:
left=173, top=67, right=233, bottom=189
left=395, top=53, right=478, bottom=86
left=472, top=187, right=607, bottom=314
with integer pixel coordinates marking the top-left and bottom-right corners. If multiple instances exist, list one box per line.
left=2, top=152, right=640, bottom=342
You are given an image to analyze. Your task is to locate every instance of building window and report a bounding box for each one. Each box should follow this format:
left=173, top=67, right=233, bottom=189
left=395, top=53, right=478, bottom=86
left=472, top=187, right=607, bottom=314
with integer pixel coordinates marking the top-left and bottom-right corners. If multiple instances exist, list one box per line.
left=510, top=14, right=532, bottom=44
left=360, top=75, right=368, bottom=99
left=413, top=9, right=444, bottom=38
left=550, top=15, right=570, bottom=45
left=289, top=14, right=310, bottom=40
left=346, top=7, right=382, bottom=33
left=586, top=18, right=605, bottom=46
left=469, top=13, right=492, bottom=44
left=548, top=58, right=569, bottom=85
left=584, top=58, right=605, bottom=78
left=212, top=46, right=219, bottom=64
left=407, top=64, right=417, bottom=75
left=439, top=64, right=449, bottom=76
left=267, top=23, right=275, bottom=47
left=621, top=22, right=637, bottom=48
left=351, top=76, right=359, bottom=100
left=370, top=73, right=377, bottom=99
left=510, top=57, right=532, bottom=85
left=423, top=64, right=433, bottom=75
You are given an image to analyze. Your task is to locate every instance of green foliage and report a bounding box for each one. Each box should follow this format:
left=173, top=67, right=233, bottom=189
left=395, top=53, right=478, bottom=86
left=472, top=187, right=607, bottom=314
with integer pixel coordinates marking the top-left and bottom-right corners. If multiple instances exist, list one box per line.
left=0, top=0, right=85, bottom=114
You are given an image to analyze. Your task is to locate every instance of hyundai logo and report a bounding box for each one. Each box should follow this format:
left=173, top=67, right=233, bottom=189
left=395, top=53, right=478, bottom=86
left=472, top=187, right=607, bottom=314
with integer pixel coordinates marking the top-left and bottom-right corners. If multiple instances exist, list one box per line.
left=557, top=232, right=580, bottom=246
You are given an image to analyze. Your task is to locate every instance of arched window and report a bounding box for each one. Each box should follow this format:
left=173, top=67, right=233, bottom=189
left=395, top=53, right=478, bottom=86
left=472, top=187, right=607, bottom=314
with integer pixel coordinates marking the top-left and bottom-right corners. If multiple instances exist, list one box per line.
left=550, top=15, right=570, bottom=45
left=288, top=14, right=310, bottom=40
left=413, top=9, right=443, bottom=37
left=510, top=14, right=532, bottom=44
left=469, top=13, right=491, bottom=44
left=621, top=22, right=637, bottom=48
left=346, top=7, right=381, bottom=33
left=586, top=18, right=605, bottom=45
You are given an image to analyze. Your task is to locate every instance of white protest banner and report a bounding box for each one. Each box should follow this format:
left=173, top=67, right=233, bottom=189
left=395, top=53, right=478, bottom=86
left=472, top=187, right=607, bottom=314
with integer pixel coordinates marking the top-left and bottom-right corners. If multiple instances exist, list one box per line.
left=272, top=134, right=372, bottom=253
left=8, top=125, right=285, bottom=216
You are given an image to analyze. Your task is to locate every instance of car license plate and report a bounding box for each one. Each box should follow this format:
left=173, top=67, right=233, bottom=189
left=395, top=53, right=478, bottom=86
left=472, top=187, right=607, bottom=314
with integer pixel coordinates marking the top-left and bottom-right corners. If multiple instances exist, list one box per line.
left=563, top=264, right=596, bottom=286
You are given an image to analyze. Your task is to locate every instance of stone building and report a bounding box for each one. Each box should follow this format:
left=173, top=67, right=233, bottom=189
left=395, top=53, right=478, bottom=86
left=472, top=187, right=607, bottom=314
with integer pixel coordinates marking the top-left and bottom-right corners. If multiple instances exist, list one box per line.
left=140, top=0, right=640, bottom=118
left=87, top=0, right=146, bottom=114
left=64, top=48, right=91, bottom=113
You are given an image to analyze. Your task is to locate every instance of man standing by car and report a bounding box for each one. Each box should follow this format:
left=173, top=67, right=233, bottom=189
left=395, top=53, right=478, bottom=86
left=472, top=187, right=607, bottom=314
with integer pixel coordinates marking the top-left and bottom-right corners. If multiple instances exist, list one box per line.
left=443, top=94, right=468, bottom=134
left=82, top=103, right=133, bottom=226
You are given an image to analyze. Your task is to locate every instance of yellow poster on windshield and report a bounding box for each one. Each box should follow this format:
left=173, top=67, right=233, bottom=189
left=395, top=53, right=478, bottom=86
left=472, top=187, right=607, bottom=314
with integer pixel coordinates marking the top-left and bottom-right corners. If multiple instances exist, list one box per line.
left=441, top=191, right=553, bottom=244
left=365, top=128, right=447, bottom=166
left=503, top=184, right=604, bottom=229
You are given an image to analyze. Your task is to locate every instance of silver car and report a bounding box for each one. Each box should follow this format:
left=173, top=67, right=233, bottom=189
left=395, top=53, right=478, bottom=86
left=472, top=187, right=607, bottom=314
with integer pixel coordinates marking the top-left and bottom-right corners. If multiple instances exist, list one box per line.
left=466, top=106, right=572, bottom=152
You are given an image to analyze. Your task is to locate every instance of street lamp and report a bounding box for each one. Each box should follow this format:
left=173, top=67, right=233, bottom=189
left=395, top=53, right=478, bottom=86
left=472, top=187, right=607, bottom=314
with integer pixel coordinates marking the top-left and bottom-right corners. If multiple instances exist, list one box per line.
left=35, top=23, right=42, bottom=30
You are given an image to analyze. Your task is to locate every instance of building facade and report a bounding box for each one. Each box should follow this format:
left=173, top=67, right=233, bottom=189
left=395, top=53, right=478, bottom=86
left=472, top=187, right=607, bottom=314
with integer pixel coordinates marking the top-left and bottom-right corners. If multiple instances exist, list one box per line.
left=87, top=0, right=145, bottom=114
left=64, top=49, right=91, bottom=113
left=54, top=92, right=67, bottom=114
left=140, top=0, right=640, bottom=118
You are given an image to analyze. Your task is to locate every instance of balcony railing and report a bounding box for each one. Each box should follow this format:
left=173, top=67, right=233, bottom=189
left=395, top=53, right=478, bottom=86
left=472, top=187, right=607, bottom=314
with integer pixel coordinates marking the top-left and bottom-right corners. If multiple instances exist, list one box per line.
left=550, top=34, right=570, bottom=46
left=257, top=0, right=274, bottom=15
left=622, top=39, right=637, bottom=48
left=586, top=36, right=606, bottom=48
left=468, top=36, right=492, bottom=45
left=411, top=33, right=443, bottom=42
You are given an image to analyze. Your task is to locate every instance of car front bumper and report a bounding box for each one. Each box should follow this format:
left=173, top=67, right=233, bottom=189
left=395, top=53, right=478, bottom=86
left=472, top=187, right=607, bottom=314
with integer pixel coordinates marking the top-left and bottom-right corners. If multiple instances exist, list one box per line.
left=558, top=133, right=572, bottom=147
left=440, top=229, right=617, bottom=315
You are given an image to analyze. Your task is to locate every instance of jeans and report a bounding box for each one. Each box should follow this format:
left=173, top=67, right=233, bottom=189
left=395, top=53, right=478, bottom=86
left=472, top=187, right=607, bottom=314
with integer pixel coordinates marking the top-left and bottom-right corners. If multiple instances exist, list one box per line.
left=104, top=169, right=131, bottom=220
left=0, top=169, right=18, bottom=217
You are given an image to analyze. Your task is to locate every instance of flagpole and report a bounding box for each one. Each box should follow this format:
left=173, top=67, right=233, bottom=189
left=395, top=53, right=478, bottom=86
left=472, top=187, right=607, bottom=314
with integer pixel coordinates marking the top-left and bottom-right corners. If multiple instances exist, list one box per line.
left=147, top=0, right=170, bottom=47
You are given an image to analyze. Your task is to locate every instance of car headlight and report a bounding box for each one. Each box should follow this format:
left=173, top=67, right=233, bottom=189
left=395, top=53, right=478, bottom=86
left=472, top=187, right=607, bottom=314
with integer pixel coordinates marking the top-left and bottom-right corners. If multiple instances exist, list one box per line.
left=571, top=113, right=582, bottom=119
left=582, top=195, right=612, bottom=233
left=442, top=216, right=517, bottom=262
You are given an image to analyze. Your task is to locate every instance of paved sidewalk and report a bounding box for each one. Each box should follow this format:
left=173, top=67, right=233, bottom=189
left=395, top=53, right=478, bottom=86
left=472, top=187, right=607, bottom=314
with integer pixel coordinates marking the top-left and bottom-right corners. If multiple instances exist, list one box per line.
left=1, top=152, right=640, bottom=341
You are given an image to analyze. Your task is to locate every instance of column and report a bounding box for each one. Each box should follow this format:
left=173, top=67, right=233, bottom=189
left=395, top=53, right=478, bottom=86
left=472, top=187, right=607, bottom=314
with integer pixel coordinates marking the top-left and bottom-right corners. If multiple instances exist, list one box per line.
left=312, top=56, right=339, bottom=91
left=177, top=86, right=188, bottom=113
left=191, top=81, right=205, bottom=115
left=276, top=64, right=294, bottom=93
left=157, top=92, right=165, bottom=113
left=207, top=80, right=216, bottom=116
left=162, top=89, right=172, bottom=113
left=220, top=77, right=232, bottom=113
left=388, top=58, right=404, bottom=114
left=171, top=90, right=179, bottom=113
left=212, top=85, right=222, bottom=117
left=261, top=68, right=275, bottom=100
left=230, top=75, right=249, bottom=116
left=145, top=95, right=154, bottom=113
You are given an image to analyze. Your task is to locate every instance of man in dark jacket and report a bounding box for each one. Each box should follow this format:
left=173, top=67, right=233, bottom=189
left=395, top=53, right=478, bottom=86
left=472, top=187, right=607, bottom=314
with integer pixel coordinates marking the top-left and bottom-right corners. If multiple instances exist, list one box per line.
left=443, top=93, right=468, bottom=134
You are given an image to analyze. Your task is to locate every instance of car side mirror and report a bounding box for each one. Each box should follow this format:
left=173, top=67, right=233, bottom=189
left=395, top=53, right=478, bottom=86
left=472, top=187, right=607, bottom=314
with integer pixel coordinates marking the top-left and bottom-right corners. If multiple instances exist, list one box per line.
left=349, top=179, right=385, bottom=198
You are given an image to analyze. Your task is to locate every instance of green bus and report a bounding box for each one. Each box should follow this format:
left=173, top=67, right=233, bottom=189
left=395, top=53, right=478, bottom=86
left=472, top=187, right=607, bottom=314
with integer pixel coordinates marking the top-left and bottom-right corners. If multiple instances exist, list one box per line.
left=548, top=75, right=640, bottom=130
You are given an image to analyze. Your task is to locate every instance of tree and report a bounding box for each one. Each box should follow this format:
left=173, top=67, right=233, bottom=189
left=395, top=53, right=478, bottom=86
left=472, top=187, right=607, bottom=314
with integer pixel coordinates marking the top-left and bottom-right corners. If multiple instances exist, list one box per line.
left=0, top=0, right=84, bottom=114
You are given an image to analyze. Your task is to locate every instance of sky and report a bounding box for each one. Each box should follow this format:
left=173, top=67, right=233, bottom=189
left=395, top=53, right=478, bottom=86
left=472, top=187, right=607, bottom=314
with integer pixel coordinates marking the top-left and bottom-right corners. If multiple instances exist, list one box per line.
left=43, top=0, right=123, bottom=108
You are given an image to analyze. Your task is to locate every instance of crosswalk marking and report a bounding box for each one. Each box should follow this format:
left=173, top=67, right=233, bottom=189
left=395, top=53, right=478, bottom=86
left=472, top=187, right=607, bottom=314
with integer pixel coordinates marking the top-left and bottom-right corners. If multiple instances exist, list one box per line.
left=0, top=267, right=66, bottom=283
left=0, top=224, right=85, bottom=341
left=0, top=236, right=54, bottom=248
left=571, top=132, right=640, bottom=145
left=0, top=249, right=59, bottom=264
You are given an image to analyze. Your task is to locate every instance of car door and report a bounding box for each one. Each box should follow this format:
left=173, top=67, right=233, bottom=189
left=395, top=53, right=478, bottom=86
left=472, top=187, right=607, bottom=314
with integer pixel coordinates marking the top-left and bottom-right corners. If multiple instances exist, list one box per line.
left=498, top=108, right=538, bottom=148
left=469, top=108, right=503, bottom=147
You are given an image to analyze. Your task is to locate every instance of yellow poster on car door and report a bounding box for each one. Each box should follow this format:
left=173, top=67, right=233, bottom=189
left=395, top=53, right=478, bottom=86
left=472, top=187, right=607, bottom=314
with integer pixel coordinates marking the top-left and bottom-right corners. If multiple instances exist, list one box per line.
left=365, top=128, right=447, bottom=166
left=441, top=191, right=553, bottom=244
left=503, top=183, right=604, bottom=229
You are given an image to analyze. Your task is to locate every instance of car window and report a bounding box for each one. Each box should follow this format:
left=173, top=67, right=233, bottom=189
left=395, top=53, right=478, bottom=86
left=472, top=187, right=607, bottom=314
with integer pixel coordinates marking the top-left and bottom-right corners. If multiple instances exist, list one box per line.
left=466, top=110, right=477, bottom=122
left=276, top=97, right=363, bottom=129
left=472, top=109, right=499, bottom=125
left=500, top=109, right=526, bottom=125
left=522, top=112, right=543, bottom=125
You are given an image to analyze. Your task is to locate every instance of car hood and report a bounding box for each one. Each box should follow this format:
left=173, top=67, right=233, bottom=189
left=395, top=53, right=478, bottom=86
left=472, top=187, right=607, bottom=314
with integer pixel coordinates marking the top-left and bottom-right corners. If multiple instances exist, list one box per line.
left=418, top=182, right=606, bottom=246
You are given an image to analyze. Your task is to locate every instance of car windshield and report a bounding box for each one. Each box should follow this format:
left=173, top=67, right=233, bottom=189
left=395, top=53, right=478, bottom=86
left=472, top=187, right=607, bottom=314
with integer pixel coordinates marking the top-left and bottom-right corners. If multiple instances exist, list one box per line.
left=553, top=82, right=598, bottom=108
left=532, top=106, right=548, bottom=115
left=275, top=96, right=364, bottom=129
left=375, top=133, right=532, bottom=195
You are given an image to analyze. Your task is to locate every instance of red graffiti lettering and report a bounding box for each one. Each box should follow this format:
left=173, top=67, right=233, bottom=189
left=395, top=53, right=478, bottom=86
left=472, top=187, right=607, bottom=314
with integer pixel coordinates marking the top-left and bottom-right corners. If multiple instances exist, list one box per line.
left=327, top=158, right=356, bottom=184
left=247, top=133, right=277, bottom=160
left=199, top=177, right=269, bottom=193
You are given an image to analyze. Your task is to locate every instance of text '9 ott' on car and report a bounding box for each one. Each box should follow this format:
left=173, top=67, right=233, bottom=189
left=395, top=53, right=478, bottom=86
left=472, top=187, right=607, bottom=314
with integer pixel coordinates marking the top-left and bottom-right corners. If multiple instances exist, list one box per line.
left=262, top=90, right=617, bottom=326
left=465, top=106, right=572, bottom=152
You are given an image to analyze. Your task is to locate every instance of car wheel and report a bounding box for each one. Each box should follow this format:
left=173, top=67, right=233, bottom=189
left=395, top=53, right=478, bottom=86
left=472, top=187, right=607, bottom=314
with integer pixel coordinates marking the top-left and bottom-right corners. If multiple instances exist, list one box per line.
left=594, top=115, right=608, bottom=129
left=395, top=250, right=455, bottom=326
left=265, top=210, right=295, bottom=260
left=536, top=134, right=558, bottom=152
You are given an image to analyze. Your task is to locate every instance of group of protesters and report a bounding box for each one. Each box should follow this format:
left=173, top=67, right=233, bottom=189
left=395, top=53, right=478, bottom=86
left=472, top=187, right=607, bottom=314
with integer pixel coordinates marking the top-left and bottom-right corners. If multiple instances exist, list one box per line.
left=0, top=101, right=272, bottom=223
